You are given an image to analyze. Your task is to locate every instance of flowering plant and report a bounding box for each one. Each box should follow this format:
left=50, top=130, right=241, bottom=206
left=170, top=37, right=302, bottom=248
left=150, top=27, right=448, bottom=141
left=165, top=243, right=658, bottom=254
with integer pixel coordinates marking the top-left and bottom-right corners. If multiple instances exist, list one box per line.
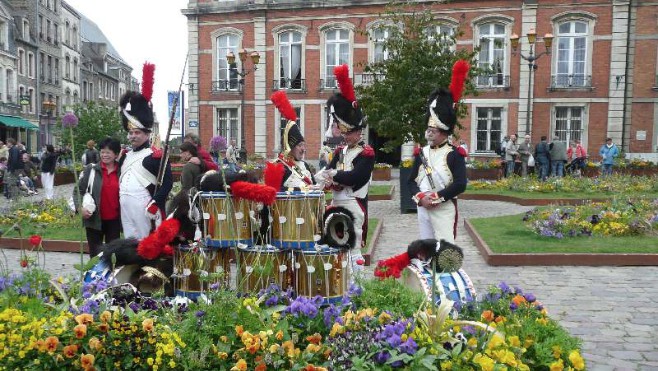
left=209, top=135, right=227, bottom=153
left=467, top=158, right=502, bottom=170
left=400, top=158, right=414, bottom=168
left=374, top=163, right=393, bottom=169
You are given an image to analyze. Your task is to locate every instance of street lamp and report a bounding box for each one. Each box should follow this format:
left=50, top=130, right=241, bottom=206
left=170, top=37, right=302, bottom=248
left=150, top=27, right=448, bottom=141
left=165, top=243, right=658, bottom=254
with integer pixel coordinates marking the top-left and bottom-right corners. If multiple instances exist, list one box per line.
left=227, top=48, right=260, bottom=163
left=510, top=29, right=553, bottom=135
left=42, top=100, right=57, bottom=145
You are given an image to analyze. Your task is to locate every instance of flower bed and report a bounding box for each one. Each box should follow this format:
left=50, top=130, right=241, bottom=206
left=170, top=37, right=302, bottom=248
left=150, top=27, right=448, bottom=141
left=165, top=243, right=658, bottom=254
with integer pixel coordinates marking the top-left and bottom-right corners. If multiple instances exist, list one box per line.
left=373, top=163, right=392, bottom=181
left=0, top=264, right=585, bottom=370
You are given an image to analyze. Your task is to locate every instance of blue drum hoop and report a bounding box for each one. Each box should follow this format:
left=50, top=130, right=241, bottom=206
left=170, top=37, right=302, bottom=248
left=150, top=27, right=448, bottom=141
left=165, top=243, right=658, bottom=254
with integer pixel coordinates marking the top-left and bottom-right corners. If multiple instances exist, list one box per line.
left=293, top=247, right=347, bottom=304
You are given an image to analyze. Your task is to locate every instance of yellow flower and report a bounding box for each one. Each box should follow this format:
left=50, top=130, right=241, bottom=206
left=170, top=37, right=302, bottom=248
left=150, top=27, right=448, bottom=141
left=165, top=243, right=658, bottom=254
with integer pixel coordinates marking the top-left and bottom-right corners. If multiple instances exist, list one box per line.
left=142, top=318, right=154, bottom=332
left=231, top=359, right=248, bottom=371
left=235, top=325, right=244, bottom=336
left=330, top=323, right=344, bottom=337
left=80, top=353, right=95, bottom=369
left=568, top=350, right=585, bottom=370
left=269, top=344, right=280, bottom=354
left=508, top=336, right=521, bottom=348
left=275, top=330, right=283, bottom=341
left=88, top=337, right=102, bottom=351
left=549, top=359, right=564, bottom=371
left=473, top=353, right=495, bottom=371
left=169, top=360, right=176, bottom=368
left=74, top=324, right=87, bottom=339
left=378, top=312, right=392, bottom=324
left=552, top=345, right=562, bottom=359
left=75, top=313, right=94, bottom=325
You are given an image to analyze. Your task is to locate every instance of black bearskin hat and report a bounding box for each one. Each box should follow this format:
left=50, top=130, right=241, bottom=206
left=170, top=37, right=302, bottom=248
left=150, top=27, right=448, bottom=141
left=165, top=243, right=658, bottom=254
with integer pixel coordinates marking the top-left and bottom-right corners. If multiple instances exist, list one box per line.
left=120, top=91, right=154, bottom=132
left=426, top=88, right=457, bottom=134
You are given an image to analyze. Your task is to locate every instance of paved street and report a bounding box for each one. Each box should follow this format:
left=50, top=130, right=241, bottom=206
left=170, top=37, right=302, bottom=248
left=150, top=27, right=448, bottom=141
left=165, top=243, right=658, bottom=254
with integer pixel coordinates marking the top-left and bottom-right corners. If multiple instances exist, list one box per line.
left=1, top=173, right=657, bottom=370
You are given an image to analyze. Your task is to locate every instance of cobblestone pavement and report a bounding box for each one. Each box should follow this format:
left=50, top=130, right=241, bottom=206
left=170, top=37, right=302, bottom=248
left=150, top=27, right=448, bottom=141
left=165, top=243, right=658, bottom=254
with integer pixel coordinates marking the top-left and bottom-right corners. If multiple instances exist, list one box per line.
left=2, top=175, right=658, bottom=370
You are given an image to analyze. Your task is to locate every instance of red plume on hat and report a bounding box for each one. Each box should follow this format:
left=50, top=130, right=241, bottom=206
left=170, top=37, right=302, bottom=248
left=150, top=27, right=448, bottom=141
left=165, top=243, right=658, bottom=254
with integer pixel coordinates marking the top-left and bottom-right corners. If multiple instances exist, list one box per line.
left=142, top=62, right=156, bottom=103
left=334, top=64, right=357, bottom=107
left=271, top=91, right=297, bottom=122
left=448, top=60, right=470, bottom=104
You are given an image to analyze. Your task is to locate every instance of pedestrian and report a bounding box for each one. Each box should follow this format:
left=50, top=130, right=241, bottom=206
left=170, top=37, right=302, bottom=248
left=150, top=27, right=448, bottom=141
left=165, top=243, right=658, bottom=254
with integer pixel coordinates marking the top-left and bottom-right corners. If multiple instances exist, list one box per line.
left=177, top=141, right=203, bottom=192
left=74, top=137, right=122, bottom=257
left=225, top=139, right=238, bottom=172
left=407, top=61, right=469, bottom=245
left=518, top=134, right=534, bottom=177
left=118, top=70, right=173, bottom=240
left=40, top=144, right=58, bottom=200
left=534, top=136, right=550, bottom=181
left=505, top=134, right=519, bottom=177
left=83, top=140, right=100, bottom=165
left=549, top=135, right=567, bottom=177
left=183, top=132, right=218, bottom=171
left=5, top=138, right=22, bottom=199
left=18, top=153, right=39, bottom=195
left=599, top=137, right=619, bottom=176
left=318, top=141, right=331, bottom=170
left=0, top=141, right=7, bottom=161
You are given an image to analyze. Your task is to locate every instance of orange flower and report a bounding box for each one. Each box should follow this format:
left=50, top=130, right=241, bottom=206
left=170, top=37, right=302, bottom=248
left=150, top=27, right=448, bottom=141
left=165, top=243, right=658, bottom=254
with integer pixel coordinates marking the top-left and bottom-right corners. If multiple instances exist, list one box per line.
left=275, top=330, right=283, bottom=340
left=481, top=310, right=495, bottom=322
left=306, top=333, right=322, bottom=345
left=88, top=337, right=102, bottom=351
left=97, top=323, right=109, bottom=333
left=45, top=336, right=59, bottom=352
left=35, top=339, right=46, bottom=352
left=142, top=319, right=154, bottom=332
left=63, top=344, right=78, bottom=358
left=75, top=314, right=94, bottom=325
left=512, top=294, right=527, bottom=307
left=81, top=353, right=95, bottom=369
left=99, top=311, right=111, bottom=323
left=255, top=362, right=267, bottom=371
left=235, top=325, right=244, bottom=337
left=74, top=324, right=87, bottom=339
left=231, top=359, right=247, bottom=371
left=495, top=315, right=506, bottom=323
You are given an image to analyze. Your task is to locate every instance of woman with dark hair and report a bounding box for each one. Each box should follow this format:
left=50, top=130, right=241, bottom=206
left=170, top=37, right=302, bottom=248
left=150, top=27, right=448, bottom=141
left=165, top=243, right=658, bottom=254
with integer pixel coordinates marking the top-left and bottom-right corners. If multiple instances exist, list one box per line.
left=74, top=137, right=122, bottom=256
left=40, top=144, right=58, bottom=200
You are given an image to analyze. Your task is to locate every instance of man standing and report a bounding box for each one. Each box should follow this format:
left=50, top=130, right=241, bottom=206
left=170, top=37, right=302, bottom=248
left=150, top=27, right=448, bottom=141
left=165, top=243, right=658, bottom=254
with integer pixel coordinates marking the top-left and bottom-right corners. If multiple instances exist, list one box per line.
left=118, top=69, right=173, bottom=240
left=505, top=134, right=519, bottom=177
left=183, top=133, right=218, bottom=171
left=599, top=137, right=619, bottom=176
left=549, top=135, right=568, bottom=177
left=518, top=134, right=534, bottom=177
left=225, top=139, right=238, bottom=172
left=323, top=65, right=374, bottom=270
left=534, top=136, right=551, bottom=181
left=6, top=138, right=22, bottom=199
left=408, top=63, right=469, bottom=244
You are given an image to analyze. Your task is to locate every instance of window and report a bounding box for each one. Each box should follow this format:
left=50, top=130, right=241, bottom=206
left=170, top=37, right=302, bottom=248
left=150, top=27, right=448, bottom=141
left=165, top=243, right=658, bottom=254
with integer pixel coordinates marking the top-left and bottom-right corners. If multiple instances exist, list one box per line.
left=73, top=59, right=78, bottom=82
left=371, top=27, right=392, bottom=63
left=83, top=81, right=87, bottom=101
left=554, top=107, right=583, bottom=142
left=28, top=53, right=35, bottom=78
left=277, top=107, right=302, bottom=151
left=425, top=24, right=456, bottom=51
left=476, top=107, right=502, bottom=152
left=216, top=34, right=239, bottom=90
left=28, top=88, right=34, bottom=113
left=18, top=50, right=25, bottom=75
left=477, top=23, right=507, bottom=87
left=65, top=56, right=70, bottom=78
left=22, top=19, right=29, bottom=40
left=555, top=21, right=587, bottom=87
left=278, top=31, right=303, bottom=90
left=217, top=108, right=239, bottom=144
left=324, top=28, right=350, bottom=88
left=72, top=26, right=78, bottom=50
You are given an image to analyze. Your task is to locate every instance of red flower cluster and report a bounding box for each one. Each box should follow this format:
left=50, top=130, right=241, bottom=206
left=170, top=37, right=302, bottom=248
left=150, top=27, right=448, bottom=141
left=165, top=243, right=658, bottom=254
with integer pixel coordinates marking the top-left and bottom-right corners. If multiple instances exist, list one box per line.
left=29, top=235, right=42, bottom=246
left=373, top=252, right=411, bottom=280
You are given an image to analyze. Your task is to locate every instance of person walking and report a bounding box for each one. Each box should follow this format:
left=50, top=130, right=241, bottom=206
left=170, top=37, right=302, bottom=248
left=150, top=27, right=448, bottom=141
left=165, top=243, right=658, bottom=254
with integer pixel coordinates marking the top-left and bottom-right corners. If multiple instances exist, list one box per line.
left=225, top=139, right=238, bottom=172
left=40, top=145, right=58, bottom=200
left=549, top=135, right=568, bottom=177
left=83, top=140, right=100, bottom=165
left=518, top=134, right=534, bottom=177
left=599, top=137, right=619, bottom=176
left=534, top=136, right=551, bottom=181
left=504, top=134, right=519, bottom=177
left=74, top=138, right=122, bottom=257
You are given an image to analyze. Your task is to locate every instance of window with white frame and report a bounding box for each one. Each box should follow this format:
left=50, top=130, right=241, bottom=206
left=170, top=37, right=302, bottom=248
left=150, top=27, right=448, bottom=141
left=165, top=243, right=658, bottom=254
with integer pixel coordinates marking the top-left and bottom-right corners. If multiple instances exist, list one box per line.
left=28, top=53, right=34, bottom=78
left=477, top=23, right=506, bottom=87
left=18, top=49, right=25, bottom=75
left=278, top=30, right=303, bottom=90
left=216, top=34, right=239, bottom=91
left=554, top=107, right=583, bottom=142
left=475, top=107, right=502, bottom=152
left=217, top=108, right=239, bottom=144
left=425, top=24, right=456, bottom=51
left=371, top=27, right=392, bottom=63
left=278, top=107, right=302, bottom=151
left=555, top=21, right=587, bottom=87
left=324, top=28, right=350, bottom=88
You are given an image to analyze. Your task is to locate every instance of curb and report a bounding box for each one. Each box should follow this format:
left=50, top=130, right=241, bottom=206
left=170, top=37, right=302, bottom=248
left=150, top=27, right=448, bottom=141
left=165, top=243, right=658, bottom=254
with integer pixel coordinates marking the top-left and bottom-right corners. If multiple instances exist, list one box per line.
left=362, top=219, right=383, bottom=266
left=464, top=219, right=658, bottom=266
left=0, top=238, right=88, bottom=253
left=369, top=185, right=395, bottom=201
left=460, top=193, right=609, bottom=206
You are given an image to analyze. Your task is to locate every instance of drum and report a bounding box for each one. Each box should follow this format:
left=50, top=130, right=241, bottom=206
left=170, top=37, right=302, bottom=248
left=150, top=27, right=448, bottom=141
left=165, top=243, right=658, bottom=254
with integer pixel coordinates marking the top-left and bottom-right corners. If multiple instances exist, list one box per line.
left=84, top=258, right=134, bottom=285
left=294, top=247, right=348, bottom=304
left=403, top=264, right=476, bottom=307
left=237, top=245, right=291, bottom=293
left=270, top=191, right=324, bottom=250
left=173, top=244, right=232, bottom=299
left=200, top=192, right=253, bottom=248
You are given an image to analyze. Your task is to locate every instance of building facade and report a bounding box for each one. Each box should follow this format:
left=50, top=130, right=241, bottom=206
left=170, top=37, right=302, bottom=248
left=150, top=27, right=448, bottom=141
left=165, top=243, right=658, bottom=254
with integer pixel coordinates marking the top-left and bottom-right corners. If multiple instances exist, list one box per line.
left=183, top=0, right=658, bottom=160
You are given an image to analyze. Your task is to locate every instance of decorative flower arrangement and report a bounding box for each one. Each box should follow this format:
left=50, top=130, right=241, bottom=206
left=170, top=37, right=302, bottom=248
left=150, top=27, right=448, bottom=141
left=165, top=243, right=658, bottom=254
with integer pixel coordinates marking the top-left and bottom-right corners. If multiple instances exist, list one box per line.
left=0, top=264, right=586, bottom=370
left=523, top=199, right=658, bottom=238
left=468, top=174, right=658, bottom=195
left=400, top=158, right=415, bottom=168
left=209, top=135, right=227, bottom=153
left=374, top=163, right=393, bottom=169
left=466, top=158, right=502, bottom=170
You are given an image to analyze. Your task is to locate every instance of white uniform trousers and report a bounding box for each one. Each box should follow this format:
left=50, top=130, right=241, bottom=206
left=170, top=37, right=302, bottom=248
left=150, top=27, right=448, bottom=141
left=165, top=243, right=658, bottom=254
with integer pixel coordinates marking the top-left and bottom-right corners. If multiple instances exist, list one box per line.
left=331, top=198, right=365, bottom=279
left=40, top=172, right=55, bottom=200
left=417, top=200, right=456, bottom=244
left=120, top=193, right=153, bottom=240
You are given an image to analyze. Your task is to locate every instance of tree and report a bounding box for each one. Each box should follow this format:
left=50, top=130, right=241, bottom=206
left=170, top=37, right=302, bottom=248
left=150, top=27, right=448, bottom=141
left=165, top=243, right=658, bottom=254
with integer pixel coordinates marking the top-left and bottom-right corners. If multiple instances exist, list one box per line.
left=55, top=101, right=126, bottom=155
left=357, top=1, right=482, bottom=152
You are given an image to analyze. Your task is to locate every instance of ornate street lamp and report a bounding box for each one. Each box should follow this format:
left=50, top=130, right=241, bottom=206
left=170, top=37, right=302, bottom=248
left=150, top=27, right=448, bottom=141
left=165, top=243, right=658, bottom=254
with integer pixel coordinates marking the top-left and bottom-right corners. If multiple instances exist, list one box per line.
left=510, top=29, right=553, bottom=135
left=42, top=100, right=57, bottom=145
left=227, top=49, right=260, bottom=163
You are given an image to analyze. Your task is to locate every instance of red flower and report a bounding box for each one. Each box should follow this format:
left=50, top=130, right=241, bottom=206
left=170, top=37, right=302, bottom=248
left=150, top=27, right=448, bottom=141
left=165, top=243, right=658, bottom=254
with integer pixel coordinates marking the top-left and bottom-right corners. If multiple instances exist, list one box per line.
left=20, top=259, right=28, bottom=268
left=356, top=259, right=365, bottom=266
left=29, top=235, right=42, bottom=246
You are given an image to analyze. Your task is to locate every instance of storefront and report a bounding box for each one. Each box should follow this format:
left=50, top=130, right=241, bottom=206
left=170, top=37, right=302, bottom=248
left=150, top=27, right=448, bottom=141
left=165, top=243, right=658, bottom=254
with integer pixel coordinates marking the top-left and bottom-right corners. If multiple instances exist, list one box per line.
left=0, top=114, right=40, bottom=152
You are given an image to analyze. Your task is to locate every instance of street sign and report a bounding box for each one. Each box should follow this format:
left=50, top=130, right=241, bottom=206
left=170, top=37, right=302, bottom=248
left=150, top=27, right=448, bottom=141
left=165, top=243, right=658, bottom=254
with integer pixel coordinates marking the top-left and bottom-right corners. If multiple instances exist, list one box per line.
left=189, top=120, right=198, bottom=128
left=19, top=95, right=30, bottom=106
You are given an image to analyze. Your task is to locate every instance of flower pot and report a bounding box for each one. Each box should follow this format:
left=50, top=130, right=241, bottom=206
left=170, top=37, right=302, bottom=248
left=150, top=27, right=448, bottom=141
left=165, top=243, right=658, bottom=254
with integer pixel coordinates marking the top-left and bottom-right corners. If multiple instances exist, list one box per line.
left=582, top=168, right=600, bottom=177
left=466, top=168, right=501, bottom=180
left=372, top=167, right=391, bottom=181
left=54, top=170, right=75, bottom=186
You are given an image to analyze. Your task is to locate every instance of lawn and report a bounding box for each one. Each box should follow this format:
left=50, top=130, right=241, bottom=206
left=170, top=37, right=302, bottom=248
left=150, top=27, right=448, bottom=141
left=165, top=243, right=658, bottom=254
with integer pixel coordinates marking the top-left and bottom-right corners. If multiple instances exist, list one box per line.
left=364, top=217, right=380, bottom=254
left=470, top=213, right=658, bottom=254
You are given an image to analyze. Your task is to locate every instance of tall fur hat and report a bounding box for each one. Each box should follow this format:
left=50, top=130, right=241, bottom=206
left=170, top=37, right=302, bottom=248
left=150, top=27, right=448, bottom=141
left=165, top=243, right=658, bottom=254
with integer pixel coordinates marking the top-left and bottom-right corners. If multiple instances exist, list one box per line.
left=426, top=60, right=470, bottom=134
left=120, top=63, right=155, bottom=132
left=327, top=64, right=365, bottom=133
left=271, top=91, right=304, bottom=155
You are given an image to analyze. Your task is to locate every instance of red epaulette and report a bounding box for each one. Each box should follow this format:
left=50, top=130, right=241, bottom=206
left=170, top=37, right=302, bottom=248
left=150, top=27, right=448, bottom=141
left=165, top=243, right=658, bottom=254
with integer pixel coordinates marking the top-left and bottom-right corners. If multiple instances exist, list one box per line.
left=151, top=147, right=163, bottom=159
left=362, top=145, right=375, bottom=158
left=413, top=147, right=421, bottom=157
left=333, top=146, right=344, bottom=156
left=456, top=146, right=468, bottom=157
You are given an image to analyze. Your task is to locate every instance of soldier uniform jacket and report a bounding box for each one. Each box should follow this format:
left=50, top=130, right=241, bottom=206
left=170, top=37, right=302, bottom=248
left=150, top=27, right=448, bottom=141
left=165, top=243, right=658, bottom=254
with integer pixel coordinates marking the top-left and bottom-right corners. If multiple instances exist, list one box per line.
left=407, top=141, right=467, bottom=203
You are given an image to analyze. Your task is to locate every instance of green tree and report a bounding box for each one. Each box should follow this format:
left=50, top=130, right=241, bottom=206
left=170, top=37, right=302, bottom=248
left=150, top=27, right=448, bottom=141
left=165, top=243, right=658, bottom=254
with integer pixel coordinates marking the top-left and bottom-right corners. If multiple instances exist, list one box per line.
left=55, top=101, right=125, bottom=155
left=357, top=1, right=483, bottom=152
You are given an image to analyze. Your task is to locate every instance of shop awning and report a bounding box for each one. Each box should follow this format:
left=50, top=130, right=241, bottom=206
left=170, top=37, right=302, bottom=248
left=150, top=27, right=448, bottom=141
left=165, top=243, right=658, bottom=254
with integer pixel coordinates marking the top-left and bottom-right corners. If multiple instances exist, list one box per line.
left=0, top=114, right=39, bottom=130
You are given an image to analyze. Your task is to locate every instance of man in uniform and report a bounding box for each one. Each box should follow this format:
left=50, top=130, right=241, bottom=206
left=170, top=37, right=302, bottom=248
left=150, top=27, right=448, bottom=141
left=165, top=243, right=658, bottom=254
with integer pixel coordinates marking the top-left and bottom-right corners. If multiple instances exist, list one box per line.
left=118, top=69, right=173, bottom=240
left=408, top=60, right=469, bottom=244
left=322, top=65, right=375, bottom=269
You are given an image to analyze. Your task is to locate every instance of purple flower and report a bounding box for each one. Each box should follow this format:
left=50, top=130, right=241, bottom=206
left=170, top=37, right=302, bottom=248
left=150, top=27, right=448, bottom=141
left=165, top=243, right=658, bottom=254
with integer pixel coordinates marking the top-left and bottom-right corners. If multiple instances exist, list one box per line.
left=209, top=282, right=220, bottom=290
left=386, top=334, right=402, bottom=347
left=498, top=282, right=511, bottom=294
left=398, top=337, right=418, bottom=355
left=524, top=293, right=536, bottom=303
left=509, top=302, right=518, bottom=311
left=373, top=350, right=391, bottom=364
left=62, top=112, right=79, bottom=128
left=129, top=302, right=140, bottom=312
left=348, top=283, right=363, bottom=297
left=196, top=310, right=206, bottom=318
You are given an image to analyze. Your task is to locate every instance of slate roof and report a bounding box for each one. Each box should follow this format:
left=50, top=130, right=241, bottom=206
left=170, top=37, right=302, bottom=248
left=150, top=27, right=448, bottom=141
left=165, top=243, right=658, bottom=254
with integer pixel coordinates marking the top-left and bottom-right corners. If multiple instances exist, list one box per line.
left=79, top=13, right=127, bottom=64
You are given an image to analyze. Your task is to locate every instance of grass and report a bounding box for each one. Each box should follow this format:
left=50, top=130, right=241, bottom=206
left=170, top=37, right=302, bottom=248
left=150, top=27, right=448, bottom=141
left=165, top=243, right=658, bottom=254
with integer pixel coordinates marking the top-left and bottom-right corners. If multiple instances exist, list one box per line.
left=325, top=185, right=392, bottom=202
left=465, top=188, right=658, bottom=200
left=363, top=218, right=380, bottom=254
left=470, top=213, right=658, bottom=254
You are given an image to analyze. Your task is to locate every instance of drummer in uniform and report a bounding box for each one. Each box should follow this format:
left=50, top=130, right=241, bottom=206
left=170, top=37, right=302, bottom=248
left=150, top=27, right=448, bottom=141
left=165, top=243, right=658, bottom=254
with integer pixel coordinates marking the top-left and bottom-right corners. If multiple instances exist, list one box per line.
left=321, top=65, right=375, bottom=271
left=118, top=70, right=173, bottom=240
left=408, top=61, right=470, bottom=244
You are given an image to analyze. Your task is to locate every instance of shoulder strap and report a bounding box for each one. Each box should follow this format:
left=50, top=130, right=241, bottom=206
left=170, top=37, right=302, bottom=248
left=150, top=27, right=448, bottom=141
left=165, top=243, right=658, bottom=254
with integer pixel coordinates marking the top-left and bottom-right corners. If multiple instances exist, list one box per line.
left=86, top=166, right=96, bottom=193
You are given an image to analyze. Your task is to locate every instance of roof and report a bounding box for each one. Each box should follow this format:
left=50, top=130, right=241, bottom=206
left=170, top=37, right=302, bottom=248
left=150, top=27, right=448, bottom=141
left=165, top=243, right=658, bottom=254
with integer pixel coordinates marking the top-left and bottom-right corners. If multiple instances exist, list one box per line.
left=79, top=14, right=127, bottom=64
left=0, top=115, right=39, bottom=130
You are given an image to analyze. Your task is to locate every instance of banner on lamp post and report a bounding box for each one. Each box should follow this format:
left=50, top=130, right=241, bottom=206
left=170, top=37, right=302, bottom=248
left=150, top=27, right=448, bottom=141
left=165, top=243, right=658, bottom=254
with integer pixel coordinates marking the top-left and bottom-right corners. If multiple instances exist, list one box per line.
left=167, top=90, right=184, bottom=136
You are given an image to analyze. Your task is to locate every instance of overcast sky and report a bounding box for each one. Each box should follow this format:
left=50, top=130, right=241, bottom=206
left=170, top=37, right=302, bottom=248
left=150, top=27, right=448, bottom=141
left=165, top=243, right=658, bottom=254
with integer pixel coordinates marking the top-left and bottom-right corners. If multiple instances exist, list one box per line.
left=65, top=0, right=189, bottom=137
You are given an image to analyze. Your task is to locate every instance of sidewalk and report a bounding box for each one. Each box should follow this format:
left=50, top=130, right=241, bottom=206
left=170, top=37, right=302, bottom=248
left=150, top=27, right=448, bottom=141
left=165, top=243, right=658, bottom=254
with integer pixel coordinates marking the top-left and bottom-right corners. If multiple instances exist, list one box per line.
left=2, top=174, right=658, bottom=369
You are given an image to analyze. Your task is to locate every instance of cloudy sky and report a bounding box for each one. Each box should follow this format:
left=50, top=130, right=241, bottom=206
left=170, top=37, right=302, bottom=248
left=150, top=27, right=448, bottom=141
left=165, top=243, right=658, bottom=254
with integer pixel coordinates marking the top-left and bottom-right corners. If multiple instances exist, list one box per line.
left=65, top=0, right=189, bottom=137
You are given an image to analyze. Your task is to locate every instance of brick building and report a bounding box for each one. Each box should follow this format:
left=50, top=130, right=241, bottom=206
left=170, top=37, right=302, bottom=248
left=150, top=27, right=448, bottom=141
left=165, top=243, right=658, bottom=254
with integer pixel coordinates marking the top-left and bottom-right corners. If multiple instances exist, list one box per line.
left=183, top=0, right=658, bottom=161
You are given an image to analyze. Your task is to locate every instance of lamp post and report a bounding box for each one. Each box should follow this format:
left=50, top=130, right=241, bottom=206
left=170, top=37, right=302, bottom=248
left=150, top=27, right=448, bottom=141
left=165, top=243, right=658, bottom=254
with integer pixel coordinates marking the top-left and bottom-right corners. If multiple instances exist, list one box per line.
left=42, top=100, right=56, bottom=145
left=510, top=29, right=553, bottom=135
left=227, top=48, right=260, bottom=163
